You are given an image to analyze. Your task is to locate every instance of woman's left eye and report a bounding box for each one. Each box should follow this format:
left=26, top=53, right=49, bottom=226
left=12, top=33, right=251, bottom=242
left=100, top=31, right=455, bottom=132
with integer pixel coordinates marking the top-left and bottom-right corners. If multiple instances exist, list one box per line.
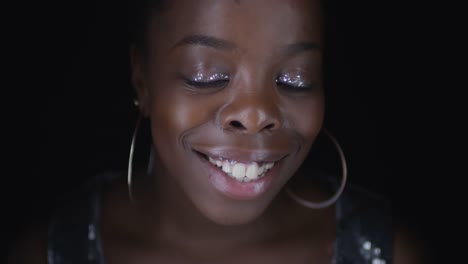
left=276, top=73, right=313, bottom=91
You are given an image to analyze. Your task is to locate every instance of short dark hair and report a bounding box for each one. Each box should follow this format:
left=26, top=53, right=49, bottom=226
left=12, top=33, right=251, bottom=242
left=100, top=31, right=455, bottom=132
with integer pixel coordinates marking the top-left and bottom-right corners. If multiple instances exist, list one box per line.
left=127, top=0, right=167, bottom=55
left=127, top=0, right=332, bottom=55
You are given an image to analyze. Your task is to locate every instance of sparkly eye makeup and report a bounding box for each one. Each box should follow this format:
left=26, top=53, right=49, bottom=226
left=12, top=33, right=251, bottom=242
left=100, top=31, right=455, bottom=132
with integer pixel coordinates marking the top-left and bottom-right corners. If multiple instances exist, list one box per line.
left=184, top=72, right=230, bottom=89
left=276, top=72, right=314, bottom=91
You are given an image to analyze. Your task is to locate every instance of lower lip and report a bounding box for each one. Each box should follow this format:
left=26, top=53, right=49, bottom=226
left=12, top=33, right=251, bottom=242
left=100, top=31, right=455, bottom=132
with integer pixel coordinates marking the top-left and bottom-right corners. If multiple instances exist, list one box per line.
left=196, top=153, right=280, bottom=200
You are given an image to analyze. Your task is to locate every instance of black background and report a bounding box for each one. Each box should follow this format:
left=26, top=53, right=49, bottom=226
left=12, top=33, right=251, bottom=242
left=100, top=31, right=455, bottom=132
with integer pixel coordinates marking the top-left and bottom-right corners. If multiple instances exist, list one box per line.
left=6, top=0, right=454, bottom=262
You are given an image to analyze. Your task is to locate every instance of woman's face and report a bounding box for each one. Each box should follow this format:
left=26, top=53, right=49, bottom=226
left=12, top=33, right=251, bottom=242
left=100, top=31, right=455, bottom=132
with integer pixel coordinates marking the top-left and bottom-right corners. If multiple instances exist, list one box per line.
left=133, top=0, right=324, bottom=225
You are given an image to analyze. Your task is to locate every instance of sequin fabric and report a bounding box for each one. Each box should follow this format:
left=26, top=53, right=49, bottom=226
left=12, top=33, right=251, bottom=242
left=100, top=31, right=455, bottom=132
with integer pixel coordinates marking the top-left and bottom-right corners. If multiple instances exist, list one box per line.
left=48, top=172, right=393, bottom=263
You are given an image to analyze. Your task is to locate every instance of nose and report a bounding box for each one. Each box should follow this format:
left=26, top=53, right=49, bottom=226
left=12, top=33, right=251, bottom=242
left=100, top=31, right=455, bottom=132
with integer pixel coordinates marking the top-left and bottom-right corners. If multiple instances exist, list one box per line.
left=218, top=93, right=282, bottom=134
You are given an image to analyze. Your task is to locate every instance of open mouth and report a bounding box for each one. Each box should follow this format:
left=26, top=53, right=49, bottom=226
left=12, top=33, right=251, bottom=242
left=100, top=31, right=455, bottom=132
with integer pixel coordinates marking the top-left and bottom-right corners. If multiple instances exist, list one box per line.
left=195, top=151, right=277, bottom=183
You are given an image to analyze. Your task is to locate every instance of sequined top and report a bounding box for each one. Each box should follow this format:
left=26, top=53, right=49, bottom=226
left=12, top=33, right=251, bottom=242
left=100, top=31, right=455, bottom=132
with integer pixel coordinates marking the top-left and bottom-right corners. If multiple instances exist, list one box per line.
left=47, top=172, right=393, bottom=264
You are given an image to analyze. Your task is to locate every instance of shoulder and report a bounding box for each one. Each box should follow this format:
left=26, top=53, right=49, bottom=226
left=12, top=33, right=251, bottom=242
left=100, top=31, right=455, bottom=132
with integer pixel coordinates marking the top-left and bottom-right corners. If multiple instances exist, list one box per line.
left=333, top=183, right=395, bottom=262
left=8, top=172, right=123, bottom=264
left=340, top=183, right=426, bottom=263
left=8, top=224, right=48, bottom=264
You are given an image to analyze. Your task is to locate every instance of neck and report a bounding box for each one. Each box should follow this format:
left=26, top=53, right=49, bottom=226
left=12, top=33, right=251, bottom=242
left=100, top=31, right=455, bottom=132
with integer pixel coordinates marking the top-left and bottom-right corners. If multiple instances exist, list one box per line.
left=125, top=158, right=335, bottom=257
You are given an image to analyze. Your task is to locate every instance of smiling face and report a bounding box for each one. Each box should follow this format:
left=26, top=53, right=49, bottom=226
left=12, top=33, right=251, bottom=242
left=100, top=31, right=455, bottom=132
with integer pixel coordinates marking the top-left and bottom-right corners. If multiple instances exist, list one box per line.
left=132, top=0, right=324, bottom=225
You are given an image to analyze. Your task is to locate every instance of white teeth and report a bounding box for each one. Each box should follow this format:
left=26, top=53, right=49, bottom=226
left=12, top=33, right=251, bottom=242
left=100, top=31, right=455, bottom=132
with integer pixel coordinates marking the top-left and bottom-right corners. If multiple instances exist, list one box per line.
left=206, top=155, right=276, bottom=182
left=209, top=156, right=215, bottom=163
left=232, top=163, right=246, bottom=179
left=257, top=164, right=265, bottom=175
left=246, top=162, right=259, bottom=180
left=222, top=160, right=232, bottom=174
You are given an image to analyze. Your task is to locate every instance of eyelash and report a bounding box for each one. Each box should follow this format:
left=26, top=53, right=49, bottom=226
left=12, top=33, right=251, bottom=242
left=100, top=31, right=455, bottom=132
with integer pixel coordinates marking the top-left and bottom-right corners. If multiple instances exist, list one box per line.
left=183, top=73, right=313, bottom=91
left=184, top=73, right=230, bottom=89
left=185, top=79, right=229, bottom=89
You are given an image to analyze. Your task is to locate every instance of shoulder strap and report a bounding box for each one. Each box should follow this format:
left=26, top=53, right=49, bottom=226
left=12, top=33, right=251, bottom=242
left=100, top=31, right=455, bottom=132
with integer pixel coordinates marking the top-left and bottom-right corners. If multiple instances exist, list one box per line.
left=334, top=184, right=394, bottom=264
left=47, top=172, right=116, bottom=264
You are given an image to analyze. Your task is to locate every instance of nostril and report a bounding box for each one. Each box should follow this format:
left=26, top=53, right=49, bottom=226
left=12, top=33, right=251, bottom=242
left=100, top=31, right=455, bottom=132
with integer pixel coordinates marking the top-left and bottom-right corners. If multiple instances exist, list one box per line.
left=264, top=123, right=275, bottom=130
left=230, top=120, right=244, bottom=129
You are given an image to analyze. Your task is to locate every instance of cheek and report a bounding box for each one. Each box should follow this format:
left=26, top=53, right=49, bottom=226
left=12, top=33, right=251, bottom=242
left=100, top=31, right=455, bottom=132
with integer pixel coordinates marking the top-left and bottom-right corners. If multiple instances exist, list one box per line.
left=148, top=80, right=219, bottom=144
left=283, top=95, right=325, bottom=142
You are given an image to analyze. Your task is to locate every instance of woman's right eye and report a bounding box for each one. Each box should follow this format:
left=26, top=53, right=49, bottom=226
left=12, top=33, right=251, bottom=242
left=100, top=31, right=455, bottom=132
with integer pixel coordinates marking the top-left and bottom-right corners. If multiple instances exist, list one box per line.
left=184, top=73, right=230, bottom=89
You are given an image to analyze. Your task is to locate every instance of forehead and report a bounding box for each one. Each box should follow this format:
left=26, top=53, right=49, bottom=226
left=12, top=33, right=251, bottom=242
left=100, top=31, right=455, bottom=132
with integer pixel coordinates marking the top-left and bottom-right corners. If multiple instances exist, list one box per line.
left=149, top=0, right=322, bottom=50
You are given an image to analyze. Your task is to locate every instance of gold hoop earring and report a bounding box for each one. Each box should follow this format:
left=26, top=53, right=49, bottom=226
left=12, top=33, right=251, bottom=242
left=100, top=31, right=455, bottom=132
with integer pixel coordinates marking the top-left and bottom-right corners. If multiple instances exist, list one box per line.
left=285, top=129, right=348, bottom=209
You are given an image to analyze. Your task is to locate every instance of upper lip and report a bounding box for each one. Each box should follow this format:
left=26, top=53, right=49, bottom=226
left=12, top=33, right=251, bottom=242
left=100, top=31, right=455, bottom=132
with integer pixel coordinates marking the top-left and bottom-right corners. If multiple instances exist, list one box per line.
left=193, top=146, right=289, bottom=163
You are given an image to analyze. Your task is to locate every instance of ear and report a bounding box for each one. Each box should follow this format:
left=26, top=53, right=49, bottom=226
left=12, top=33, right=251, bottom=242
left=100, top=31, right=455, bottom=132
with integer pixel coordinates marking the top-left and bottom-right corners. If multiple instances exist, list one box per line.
left=130, top=46, right=151, bottom=117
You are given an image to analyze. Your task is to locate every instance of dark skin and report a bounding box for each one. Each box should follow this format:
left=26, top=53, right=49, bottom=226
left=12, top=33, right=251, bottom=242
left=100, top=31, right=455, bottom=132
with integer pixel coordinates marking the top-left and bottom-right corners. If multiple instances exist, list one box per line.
left=107, top=0, right=332, bottom=262
left=134, top=0, right=325, bottom=227
left=9, top=0, right=425, bottom=263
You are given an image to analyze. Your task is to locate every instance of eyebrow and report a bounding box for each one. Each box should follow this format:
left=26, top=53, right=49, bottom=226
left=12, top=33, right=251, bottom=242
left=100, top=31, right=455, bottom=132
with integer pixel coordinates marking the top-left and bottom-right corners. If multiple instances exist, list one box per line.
left=283, top=42, right=321, bottom=56
left=172, top=35, right=236, bottom=51
left=172, top=34, right=320, bottom=55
